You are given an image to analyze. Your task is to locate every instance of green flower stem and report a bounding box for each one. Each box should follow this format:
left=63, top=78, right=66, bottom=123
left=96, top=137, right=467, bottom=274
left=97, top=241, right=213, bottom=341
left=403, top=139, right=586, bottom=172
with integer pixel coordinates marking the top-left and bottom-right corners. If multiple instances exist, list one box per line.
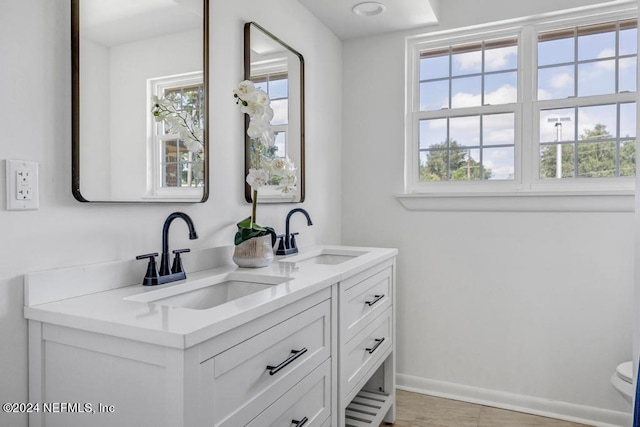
left=251, top=189, right=258, bottom=227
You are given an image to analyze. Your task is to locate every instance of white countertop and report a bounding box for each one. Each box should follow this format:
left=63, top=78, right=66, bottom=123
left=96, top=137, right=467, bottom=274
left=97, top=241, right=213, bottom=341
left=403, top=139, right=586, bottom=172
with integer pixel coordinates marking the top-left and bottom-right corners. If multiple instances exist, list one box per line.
left=24, top=245, right=397, bottom=349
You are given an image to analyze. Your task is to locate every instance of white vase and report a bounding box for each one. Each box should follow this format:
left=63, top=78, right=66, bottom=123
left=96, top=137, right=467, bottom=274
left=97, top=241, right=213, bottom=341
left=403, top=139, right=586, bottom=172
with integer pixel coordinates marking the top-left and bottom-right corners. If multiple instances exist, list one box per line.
left=232, top=235, right=275, bottom=268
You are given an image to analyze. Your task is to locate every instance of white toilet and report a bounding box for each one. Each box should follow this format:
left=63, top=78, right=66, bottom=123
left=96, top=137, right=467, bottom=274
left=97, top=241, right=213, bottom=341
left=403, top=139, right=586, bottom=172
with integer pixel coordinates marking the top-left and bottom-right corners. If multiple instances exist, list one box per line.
left=611, top=361, right=634, bottom=405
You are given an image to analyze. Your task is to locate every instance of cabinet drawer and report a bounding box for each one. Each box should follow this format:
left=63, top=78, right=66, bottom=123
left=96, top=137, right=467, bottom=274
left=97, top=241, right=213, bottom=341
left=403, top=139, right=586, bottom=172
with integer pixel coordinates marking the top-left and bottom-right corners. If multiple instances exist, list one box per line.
left=211, top=299, right=331, bottom=427
left=342, top=307, right=392, bottom=397
left=341, top=267, right=392, bottom=342
left=246, top=358, right=332, bottom=427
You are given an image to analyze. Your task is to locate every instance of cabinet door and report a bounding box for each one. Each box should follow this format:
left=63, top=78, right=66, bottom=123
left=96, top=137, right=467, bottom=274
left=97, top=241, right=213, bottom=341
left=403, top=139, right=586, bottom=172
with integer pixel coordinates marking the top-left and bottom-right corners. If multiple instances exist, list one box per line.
left=246, top=359, right=332, bottom=427
left=207, top=299, right=331, bottom=427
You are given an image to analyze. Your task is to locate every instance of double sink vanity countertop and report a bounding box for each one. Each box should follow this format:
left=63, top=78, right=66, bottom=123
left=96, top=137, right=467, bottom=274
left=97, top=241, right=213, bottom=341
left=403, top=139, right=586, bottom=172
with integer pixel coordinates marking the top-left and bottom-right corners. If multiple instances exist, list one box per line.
left=24, top=245, right=397, bottom=349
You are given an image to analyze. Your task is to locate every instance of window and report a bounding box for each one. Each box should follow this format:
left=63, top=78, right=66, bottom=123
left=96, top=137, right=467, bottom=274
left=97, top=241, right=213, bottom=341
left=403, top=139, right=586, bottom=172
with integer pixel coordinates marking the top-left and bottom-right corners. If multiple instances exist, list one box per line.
left=250, top=63, right=297, bottom=200
left=406, top=9, right=637, bottom=198
left=418, top=38, right=518, bottom=182
left=149, top=73, right=204, bottom=197
left=253, top=72, right=289, bottom=160
left=537, top=20, right=637, bottom=180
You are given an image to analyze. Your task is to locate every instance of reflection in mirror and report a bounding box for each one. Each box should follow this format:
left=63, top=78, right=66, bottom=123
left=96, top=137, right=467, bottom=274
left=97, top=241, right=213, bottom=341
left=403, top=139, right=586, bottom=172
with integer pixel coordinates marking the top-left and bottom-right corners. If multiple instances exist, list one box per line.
left=72, top=0, right=208, bottom=202
left=244, top=22, right=304, bottom=203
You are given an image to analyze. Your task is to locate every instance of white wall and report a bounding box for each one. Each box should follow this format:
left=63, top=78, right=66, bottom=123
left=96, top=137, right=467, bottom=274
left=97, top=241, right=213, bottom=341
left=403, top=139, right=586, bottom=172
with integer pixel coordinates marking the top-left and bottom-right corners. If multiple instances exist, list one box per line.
left=0, top=1, right=342, bottom=426
left=342, top=0, right=635, bottom=424
left=79, top=38, right=111, bottom=198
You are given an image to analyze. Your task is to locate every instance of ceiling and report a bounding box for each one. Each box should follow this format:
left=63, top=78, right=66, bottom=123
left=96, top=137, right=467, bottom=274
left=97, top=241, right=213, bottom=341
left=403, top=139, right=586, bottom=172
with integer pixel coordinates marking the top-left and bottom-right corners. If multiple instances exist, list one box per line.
left=297, top=0, right=440, bottom=40
left=81, top=0, right=202, bottom=47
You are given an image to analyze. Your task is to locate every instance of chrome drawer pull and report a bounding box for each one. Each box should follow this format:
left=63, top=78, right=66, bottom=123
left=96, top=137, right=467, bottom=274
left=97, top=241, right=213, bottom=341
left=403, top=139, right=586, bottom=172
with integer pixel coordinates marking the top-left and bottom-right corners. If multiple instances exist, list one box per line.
left=292, top=417, right=309, bottom=426
left=365, top=294, right=385, bottom=306
left=366, top=338, right=385, bottom=354
left=266, top=347, right=308, bottom=376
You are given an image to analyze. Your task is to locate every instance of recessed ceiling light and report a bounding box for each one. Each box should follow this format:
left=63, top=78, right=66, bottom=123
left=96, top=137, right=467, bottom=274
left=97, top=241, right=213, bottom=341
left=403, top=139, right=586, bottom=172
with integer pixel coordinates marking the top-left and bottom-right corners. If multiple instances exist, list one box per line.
left=352, top=2, right=386, bottom=17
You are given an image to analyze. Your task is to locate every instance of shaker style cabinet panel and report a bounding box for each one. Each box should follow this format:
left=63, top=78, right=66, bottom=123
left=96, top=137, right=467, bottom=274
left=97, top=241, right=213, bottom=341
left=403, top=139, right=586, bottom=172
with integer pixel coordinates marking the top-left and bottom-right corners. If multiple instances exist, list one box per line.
left=246, top=359, right=332, bottom=427
left=206, top=299, right=331, bottom=427
left=342, top=306, right=392, bottom=395
left=341, top=266, right=392, bottom=342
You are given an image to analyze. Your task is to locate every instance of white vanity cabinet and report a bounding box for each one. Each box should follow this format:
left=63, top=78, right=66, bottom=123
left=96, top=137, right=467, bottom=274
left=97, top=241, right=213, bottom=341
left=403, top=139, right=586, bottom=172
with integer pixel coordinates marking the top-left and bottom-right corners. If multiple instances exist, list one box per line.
left=28, top=287, right=336, bottom=427
left=338, top=258, right=396, bottom=426
left=25, top=245, right=397, bottom=427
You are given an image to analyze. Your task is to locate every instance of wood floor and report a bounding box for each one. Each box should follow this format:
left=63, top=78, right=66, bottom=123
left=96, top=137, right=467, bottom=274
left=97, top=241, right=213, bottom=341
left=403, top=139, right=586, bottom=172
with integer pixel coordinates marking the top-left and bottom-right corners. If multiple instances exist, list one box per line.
left=384, top=390, right=592, bottom=427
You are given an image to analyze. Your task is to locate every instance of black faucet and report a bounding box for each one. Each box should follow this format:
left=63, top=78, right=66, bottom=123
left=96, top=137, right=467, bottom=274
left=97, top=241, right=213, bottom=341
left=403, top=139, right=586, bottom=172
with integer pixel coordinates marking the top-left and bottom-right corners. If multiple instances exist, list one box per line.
left=276, top=208, right=312, bottom=256
left=136, top=212, right=198, bottom=286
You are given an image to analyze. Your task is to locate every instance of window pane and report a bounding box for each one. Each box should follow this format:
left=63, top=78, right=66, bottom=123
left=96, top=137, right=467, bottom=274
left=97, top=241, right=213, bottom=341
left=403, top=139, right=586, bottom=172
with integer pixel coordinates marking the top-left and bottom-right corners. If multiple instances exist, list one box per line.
left=577, top=141, right=617, bottom=177
left=484, top=71, right=517, bottom=104
left=274, top=131, right=286, bottom=157
left=483, top=113, right=514, bottom=146
left=450, top=116, right=480, bottom=147
left=420, top=54, right=449, bottom=80
left=420, top=118, right=448, bottom=149
left=620, top=27, right=638, bottom=55
left=485, top=45, right=518, bottom=72
left=538, top=65, right=574, bottom=100
left=268, top=78, right=288, bottom=99
left=538, top=37, right=574, bottom=66
left=271, top=99, right=288, bottom=125
left=420, top=150, right=447, bottom=181
left=620, top=103, right=636, bottom=137
left=450, top=148, right=482, bottom=180
left=578, top=105, right=616, bottom=140
left=619, top=57, right=637, bottom=92
left=163, top=164, right=179, bottom=187
left=420, top=80, right=449, bottom=111
left=451, top=76, right=481, bottom=108
left=578, top=61, right=615, bottom=96
left=452, top=50, right=482, bottom=76
left=540, top=143, right=575, bottom=178
left=620, top=139, right=636, bottom=176
left=483, top=147, right=514, bottom=180
left=540, top=109, right=575, bottom=143
left=578, top=31, right=615, bottom=61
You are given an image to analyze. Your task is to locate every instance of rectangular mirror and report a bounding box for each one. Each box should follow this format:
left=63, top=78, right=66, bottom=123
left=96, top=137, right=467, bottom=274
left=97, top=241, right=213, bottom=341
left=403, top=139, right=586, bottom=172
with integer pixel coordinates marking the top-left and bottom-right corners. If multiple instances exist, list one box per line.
left=244, top=22, right=305, bottom=203
left=72, top=0, right=209, bottom=202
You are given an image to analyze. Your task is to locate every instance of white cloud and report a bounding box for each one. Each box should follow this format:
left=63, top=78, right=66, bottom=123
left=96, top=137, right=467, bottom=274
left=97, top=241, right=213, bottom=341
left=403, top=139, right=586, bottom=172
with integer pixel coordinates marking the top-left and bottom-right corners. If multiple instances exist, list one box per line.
left=451, top=91, right=481, bottom=108
left=551, top=72, right=573, bottom=89
left=454, top=46, right=517, bottom=72
left=454, top=51, right=482, bottom=72
left=485, top=46, right=517, bottom=72
left=485, top=85, right=517, bottom=105
left=451, top=84, right=516, bottom=108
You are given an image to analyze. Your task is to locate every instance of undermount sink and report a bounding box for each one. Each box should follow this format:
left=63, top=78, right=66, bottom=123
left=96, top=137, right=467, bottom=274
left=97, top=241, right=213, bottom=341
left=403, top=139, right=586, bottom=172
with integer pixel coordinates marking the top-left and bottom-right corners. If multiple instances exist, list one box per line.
left=125, top=272, right=290, bottom=310
left=280, top=248, right=369, bottom=265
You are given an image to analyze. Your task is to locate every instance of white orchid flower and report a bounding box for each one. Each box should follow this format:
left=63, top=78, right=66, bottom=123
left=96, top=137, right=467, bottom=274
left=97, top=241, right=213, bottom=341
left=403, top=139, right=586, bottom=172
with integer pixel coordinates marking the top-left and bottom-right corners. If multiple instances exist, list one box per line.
left=246, top=168, right=269, bottom=190
left=270, top=157, right=296, bottom=176
left=234, top=80, right=255, bottom=99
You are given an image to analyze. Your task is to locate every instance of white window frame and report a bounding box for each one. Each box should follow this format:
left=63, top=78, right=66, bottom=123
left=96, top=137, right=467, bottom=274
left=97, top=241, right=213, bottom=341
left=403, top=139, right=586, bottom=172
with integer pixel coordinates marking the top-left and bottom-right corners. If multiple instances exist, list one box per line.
left=401, top=4, right=637, bottom=212
left=146, top=71, right=204, bottom=199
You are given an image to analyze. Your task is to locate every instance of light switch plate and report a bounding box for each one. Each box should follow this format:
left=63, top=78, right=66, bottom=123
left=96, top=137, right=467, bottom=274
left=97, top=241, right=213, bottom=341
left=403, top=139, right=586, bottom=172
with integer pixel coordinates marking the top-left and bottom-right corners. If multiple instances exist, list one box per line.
left=6, top=160, right=39, bottom=210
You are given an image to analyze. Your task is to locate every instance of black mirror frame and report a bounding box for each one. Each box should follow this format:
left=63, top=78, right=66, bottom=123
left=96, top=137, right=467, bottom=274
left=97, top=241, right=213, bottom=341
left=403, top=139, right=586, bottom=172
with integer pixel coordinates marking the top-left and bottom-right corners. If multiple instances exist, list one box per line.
left=71, top=0, right=210, bottom=203
left=243, top=21, right=305, bottom=204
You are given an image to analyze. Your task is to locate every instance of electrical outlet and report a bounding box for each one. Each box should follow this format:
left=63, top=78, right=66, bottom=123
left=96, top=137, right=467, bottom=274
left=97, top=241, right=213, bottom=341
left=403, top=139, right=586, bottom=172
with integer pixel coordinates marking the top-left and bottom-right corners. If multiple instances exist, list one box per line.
left=6, top=160, right=39, bottom=210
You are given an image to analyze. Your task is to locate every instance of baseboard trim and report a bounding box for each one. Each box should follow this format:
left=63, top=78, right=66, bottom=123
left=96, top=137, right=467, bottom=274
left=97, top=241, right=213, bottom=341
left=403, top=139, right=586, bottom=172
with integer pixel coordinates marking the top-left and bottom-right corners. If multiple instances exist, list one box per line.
left=396, top=373, right=632, bottom=427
